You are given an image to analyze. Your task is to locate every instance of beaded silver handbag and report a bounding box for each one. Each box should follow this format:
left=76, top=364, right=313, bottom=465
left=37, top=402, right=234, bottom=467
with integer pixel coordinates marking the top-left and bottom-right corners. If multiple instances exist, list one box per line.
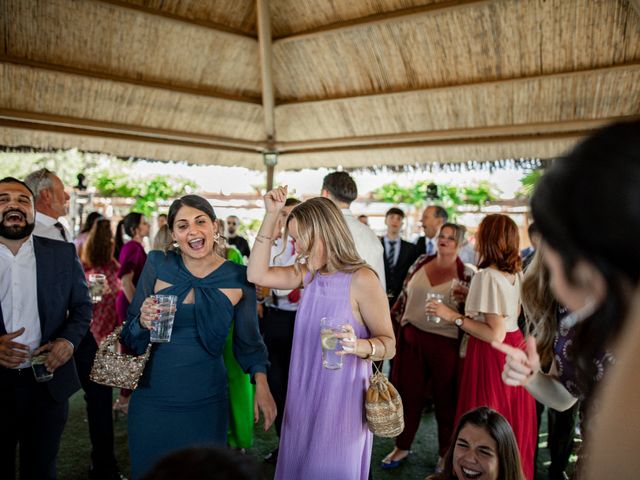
left=90, top=326, right=151, bottom=390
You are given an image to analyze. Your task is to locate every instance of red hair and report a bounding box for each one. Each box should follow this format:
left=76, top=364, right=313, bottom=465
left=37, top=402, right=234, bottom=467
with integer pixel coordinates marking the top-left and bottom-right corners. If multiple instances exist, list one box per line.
left=476, top=214, right=522, bottom=274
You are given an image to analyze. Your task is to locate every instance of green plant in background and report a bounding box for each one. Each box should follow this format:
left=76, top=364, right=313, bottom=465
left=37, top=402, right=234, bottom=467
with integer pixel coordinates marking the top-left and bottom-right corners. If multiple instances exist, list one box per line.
left=94, top=172, right=196, bottom=217
left=517, top=170, right=544, bottom=199
left=374, top=180, right=500, bottom=220
left=0, top=149, right=198, bottom=217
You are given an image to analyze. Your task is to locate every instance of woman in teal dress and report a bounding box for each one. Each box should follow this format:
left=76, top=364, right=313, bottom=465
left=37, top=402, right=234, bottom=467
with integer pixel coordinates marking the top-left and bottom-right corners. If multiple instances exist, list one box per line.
left=121, top=195, right=276, bottom=480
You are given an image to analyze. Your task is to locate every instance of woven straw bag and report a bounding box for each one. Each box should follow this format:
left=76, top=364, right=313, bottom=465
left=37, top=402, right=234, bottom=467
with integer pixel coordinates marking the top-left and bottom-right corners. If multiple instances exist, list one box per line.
left=90, top=325, right=151, bottom=390
left=365, top=362, right=404, bottom=437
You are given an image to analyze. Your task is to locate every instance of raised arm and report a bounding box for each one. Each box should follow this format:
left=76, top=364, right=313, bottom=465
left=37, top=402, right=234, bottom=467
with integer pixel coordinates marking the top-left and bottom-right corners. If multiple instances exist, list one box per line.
left=247, top=186, right=302, bottom=290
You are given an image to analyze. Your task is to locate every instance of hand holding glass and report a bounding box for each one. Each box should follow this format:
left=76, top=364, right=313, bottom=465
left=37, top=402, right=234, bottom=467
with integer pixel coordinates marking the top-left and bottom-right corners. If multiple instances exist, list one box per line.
left=149, top=295, right=178, bottom=343
left=425, top=292, right=445, bottom=323
left=89, top=273, right=107, bottom=304
left=449, top=279, right=470, bottom=305
left=320, top=317, right=348, bottom=369
left=31, top=351, right=53, bottom=382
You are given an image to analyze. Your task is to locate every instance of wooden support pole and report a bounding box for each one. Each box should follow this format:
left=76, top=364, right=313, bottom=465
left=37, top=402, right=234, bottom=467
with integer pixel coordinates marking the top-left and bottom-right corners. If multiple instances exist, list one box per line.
left=257, top=0, right=278, bottom=190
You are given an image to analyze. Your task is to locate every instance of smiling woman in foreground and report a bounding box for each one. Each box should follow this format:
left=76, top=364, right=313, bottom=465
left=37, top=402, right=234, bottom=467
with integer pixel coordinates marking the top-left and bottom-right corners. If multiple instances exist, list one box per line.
left=427, top=407, right=525, bottom=480
left=121, top=194, right=275, bottom=480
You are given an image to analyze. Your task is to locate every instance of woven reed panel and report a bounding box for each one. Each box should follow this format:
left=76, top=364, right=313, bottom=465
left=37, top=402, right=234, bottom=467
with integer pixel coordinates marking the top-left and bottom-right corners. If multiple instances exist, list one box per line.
left=272, top=0, right=640, bottom=102
left=116, top=0, right=257, bottom=35
left=0, top=64, right=265, bottom=141
left=270, top=0, right=448, bottom=38
left=275, top=65, right=640, bottom=141
left=277, top=136, right=581, bottom=170
left=0, top=126, right=263, bottom=169
left=1, top=0, right=261, bottom=98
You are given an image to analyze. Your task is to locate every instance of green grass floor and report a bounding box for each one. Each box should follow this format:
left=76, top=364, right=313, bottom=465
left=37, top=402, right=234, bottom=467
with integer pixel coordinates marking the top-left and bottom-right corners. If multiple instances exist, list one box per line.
left=58, top=391, right=571, bottom=479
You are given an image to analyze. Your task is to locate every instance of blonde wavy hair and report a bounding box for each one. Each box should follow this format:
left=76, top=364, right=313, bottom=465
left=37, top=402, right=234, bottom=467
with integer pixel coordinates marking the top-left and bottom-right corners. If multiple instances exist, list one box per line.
left=521, top=245, right=557, bottom=368
left=283, top=197, right=374, bottom=282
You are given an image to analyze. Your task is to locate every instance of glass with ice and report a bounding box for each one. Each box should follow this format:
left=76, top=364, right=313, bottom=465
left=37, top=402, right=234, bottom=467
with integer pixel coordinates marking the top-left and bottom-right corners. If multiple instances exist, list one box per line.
left=89, top=273, right=107, bottom=304
left=149, top=294, right=178, bottom=343
left=425, top=292, right=445, bottom=323
left=320, top=317, right=345, bottom=369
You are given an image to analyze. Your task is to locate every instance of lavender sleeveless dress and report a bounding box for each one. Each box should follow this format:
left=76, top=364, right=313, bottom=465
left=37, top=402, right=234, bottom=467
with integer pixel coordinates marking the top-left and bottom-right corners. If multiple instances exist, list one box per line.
left=275, top=271, right=373, bottom=480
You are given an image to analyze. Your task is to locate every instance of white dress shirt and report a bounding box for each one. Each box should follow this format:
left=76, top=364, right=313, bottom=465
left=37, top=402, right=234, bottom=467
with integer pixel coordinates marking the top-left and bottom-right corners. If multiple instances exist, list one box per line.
left=33, top=212, right=72, bottom=242
left=0, top=236, right=41, bottom=368
left=341, top=209, right=386, bottom=291
left=266, top=236, right=299, bottom=312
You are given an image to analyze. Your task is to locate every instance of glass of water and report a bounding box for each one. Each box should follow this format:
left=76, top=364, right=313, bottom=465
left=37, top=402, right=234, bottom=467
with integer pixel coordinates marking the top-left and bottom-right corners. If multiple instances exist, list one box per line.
left=149, top=294, right=178, bottom=343
left=425, top=292, right=445, bottom=323
left=89, top=273, right=107, bottom=304
left=31, top=352, right=54, bottom=382
left=320, top=317, right=345, bottom=370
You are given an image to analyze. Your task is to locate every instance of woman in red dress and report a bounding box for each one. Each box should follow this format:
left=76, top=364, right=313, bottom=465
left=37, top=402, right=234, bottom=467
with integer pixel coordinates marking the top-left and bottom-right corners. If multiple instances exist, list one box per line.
left=427, top=214, right=536, bottom=480
left=81, top=218, right=122, bottom=345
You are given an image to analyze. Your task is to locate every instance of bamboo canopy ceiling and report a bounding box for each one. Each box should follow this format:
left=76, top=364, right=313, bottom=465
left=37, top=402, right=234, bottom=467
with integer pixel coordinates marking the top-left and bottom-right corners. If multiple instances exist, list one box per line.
left=1, top=0, right=639, bottom=171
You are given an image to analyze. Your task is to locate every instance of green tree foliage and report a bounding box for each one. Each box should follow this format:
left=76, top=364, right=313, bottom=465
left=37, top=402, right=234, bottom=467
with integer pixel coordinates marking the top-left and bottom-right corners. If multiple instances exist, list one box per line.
left=93, top=172, right=196, bottom=217
left=0, top=149, right=197, bottom=217
left=373, top=180, right=500, bottom=220
left=516, top=170, right=544, bottom=199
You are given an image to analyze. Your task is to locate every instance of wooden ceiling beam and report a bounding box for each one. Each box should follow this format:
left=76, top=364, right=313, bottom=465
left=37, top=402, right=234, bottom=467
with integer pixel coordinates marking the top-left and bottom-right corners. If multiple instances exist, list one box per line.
left=275, top=116, right=639, bottom=154
left=0, top=109, right=265, bottom=153
left=277, top=62, right=640, bottom=105
left=91, top=0, right=256, bottom=39
left=273, top=0, right=493, bottom=43
left=0, top=55, right=262, bottom=106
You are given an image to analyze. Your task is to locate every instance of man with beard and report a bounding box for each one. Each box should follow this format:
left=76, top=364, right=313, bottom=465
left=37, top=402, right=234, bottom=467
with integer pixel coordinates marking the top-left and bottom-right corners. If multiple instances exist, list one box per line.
left=0, top=177, right=91, bottom=480
left=24, top=168, right=125, bottom=480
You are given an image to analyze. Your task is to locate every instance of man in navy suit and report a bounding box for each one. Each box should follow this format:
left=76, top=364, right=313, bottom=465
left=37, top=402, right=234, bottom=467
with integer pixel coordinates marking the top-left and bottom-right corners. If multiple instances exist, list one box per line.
left=0, top=177, right=91, bottom=480
left=24, top=168, right=125, bottom=480
left=381, top=207, right=419, bottom=309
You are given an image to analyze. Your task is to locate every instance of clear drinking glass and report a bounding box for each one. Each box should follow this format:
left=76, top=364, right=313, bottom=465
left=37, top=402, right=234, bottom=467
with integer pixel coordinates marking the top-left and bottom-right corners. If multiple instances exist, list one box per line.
left=425, top=292, right=445, bottom=323
left=31, top=352, right=54, bottom=382
left=449, top=278, right=470, bottom=305
left=89, top=273, right=107, bottom=304
left=149, top=294, right=178, bottom=343
left=320, top=317, right=345, bottom=369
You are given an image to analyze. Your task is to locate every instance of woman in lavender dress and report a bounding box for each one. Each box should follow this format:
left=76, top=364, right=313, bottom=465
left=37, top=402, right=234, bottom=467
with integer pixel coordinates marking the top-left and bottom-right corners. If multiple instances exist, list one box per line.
left=248, top=187, right=396, bottom=480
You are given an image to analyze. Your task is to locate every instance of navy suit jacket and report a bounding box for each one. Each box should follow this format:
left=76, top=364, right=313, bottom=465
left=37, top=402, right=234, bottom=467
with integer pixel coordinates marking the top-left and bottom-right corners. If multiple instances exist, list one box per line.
left=0, top=235, right=92, bottom=402
left=381, top=237, right=419, bottom=305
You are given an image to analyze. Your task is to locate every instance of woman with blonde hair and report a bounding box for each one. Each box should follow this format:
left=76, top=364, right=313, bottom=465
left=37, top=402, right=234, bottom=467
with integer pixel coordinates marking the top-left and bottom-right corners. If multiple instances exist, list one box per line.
left=248, top=187, right=395, bottom=480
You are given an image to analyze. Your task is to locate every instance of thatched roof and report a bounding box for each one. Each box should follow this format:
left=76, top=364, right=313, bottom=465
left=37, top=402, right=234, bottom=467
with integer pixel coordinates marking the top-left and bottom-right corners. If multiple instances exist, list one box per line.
left=1, top=0, right=639, bottom=172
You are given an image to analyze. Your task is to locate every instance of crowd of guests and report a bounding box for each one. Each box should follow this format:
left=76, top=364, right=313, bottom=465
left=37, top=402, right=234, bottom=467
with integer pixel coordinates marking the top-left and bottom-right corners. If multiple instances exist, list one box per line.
left=1, top=119, right=639, bottom=480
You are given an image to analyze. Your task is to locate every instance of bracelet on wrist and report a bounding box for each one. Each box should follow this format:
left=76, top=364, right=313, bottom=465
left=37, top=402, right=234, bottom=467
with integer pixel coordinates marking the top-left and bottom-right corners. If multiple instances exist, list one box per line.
left=364, top=338, right=376, bottom=360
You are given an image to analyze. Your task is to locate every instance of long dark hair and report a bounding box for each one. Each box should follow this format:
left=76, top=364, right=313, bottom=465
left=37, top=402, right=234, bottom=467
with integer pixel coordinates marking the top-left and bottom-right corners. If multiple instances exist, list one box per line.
left=114, top=212, right=144, bottom=261
left=431, top=407, right=525, bottom=480
left=81, top=211, right=104, bottom=234
left=82, top=219, right=114, bottom=268
left=531, top=119, right=640, bottom=399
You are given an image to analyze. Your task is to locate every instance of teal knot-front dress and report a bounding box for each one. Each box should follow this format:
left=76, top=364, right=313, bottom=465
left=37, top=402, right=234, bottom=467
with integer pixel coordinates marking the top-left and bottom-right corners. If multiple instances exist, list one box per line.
left=121, top=251, right=268, bottom=479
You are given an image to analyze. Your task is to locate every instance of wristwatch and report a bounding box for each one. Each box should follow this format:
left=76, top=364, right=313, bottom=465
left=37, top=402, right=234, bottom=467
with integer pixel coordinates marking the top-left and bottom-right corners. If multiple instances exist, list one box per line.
left=454, top=316, right=465, bottom=327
